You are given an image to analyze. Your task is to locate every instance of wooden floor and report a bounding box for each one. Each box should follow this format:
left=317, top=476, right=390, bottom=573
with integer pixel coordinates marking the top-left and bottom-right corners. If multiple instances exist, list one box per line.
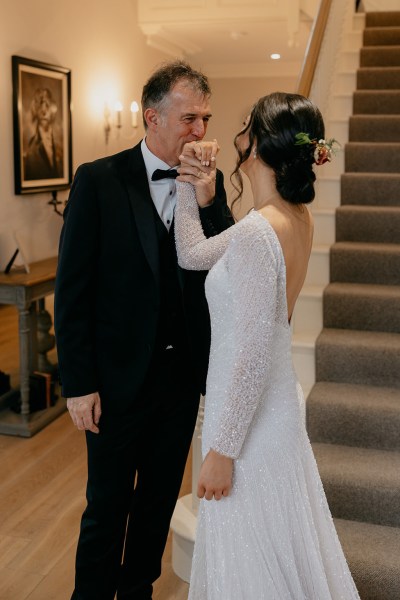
left=0, top=304, right=190, bottom=599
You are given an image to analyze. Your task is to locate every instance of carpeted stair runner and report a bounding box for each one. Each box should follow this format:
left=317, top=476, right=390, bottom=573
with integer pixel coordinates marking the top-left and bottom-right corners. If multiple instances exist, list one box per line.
left=306, top=10, right=400, bottom=599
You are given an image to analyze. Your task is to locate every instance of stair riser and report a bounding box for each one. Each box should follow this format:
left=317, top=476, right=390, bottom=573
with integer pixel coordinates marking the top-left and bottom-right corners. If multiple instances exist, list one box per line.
left=349, top=118, right=400, bottom=143
left=313, top=211, right=335, bottom=245
left=357, top=69, right=400, bottom=90
left=353, top=91, right=400, bottom=114
left=335, top=72, right=357, bottom=95
left=345, top=145, right=400, bottom=173
left=341, top=175, right=400, bottom=206
left=305, top=250, right=330, bottom=287
left=314, top=178, right=341, bottom=210
left=332, top=94, right=354, bottom=119
left=323, top=292, right=400, bottom=333
left=338, top=52, right=361, bottom=71
left=329, top=120, right=350, bottom=145
left=316, top=338, right=400, bottom=389
left=292, top=294, right=323, bottom=336
left=352, top=14, right=365, bottom=32
left=291, top=343, right=315, bottom=397
left=330, top=249, right=400, bottom=285
left=336, top=211, right=400, bottom=243
left=360, top=47, right=400, bottom=67
left=343, top=30, right=363, bottom=52
left=324, top=151, right=344, bottom=178
left=320, top=479, right=400, bottom=528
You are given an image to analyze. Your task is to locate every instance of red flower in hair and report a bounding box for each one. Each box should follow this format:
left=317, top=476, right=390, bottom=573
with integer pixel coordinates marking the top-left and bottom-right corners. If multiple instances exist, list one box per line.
left=295, top=133, right=340, bottom=166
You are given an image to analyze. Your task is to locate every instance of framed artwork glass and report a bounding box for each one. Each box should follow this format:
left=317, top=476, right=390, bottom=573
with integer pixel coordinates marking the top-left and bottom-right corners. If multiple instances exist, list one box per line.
left=12, top=55, right=72, bottom=194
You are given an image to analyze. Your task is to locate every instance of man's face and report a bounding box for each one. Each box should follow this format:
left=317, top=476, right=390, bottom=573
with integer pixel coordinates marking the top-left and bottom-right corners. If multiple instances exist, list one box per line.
left=145, top=81, right=212, bottom=166
left=35, top=91, right=55, bottom=130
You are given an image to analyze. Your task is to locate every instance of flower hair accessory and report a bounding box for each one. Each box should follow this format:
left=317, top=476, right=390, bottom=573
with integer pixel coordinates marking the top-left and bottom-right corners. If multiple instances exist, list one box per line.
left=294, top=132, right=340, bottom=166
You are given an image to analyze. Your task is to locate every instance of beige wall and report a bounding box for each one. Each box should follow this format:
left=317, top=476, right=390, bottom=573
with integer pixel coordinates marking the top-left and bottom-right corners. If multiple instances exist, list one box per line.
left=208, top=76, right=297, bottom=219
left=0, top=0, right=168, bottom=266
left=0, top=0, right=298, bottom=265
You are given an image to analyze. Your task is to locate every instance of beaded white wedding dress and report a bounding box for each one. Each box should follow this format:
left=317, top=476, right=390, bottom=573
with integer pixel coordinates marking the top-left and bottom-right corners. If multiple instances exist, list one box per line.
left=175, top=182, right=360, bottom=600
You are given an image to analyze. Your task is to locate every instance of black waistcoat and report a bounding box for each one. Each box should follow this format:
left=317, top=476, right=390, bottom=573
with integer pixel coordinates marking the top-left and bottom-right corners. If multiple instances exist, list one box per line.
left=152, top=209, right=187, bottom=353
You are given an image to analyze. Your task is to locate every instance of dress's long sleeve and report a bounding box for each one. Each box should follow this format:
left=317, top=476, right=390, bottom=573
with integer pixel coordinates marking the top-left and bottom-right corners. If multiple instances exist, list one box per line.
left=175, top=181, right=283, bottom=459
left=175, top=181, right=236, bottom=270
left=211, top=229, right=281, bottom=458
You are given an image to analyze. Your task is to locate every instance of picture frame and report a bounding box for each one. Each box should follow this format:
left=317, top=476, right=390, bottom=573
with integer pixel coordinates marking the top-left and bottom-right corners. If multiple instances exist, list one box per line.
left=12, top=55, right=72, bottom=194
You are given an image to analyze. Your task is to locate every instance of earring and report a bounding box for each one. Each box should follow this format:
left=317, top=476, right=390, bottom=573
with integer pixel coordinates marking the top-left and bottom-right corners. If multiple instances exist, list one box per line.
left=253, top=147, right=257, bottom=158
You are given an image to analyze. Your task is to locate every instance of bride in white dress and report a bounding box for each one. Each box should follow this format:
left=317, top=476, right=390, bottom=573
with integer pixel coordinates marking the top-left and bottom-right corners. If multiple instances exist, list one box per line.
left=174, top=92, right=360, bottom=600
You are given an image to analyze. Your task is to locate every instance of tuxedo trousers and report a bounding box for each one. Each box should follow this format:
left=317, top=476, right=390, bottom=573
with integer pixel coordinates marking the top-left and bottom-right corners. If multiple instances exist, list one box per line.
left=71, top=348, right=200, bottom=600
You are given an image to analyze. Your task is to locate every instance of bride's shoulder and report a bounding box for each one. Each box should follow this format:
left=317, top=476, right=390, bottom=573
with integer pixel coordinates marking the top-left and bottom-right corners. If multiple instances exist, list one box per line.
left=228, top=211, right=279, bottom=257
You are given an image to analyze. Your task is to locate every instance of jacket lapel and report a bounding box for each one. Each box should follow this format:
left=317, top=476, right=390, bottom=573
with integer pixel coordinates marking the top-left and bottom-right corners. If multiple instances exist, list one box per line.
left=121, top=144, right=160, bottom=286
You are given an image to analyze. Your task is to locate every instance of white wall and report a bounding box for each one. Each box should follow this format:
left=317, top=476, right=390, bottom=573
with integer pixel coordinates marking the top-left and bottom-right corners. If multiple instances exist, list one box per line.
left=0, top=0, right=168, bottom=266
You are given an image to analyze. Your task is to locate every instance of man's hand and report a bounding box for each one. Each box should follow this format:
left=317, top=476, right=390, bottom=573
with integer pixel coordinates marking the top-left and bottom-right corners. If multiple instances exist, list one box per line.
left=177, top=140, right=220, bottom=208
left=197, top=448, right=233, bottom=501
left=67, top=392, right=102, bottom=434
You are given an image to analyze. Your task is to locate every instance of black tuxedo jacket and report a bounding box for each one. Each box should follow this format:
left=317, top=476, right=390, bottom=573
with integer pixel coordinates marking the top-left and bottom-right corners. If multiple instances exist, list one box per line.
left=54, top=142, right=233, bottom=413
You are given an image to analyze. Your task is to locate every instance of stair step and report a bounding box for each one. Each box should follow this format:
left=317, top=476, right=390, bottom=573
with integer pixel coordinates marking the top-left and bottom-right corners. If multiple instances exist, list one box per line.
left=345, top=142, right=400, bottom=173
left=315, top=328, right=400, bottom=388
left=312, top=442, right=400, bottom=527
left=360, top=45, right=400, bottom=67
left=307, top=381, right=400, bottom=450
left=323, top=282, right=400, bottom=333
left=349, top=115, right=400, bottom=142
left=341, top=173, right=400, bottom=206
left=366, top=12, right=400, bottom=28
left=335, top=518, right=400, bottom=600
left=336, top=205, right=400, bottom=243
left=353, top=89, right=400, bottom=114
left=363, top=26, right=400, bottom=46
left=330, top=241, right=400, bottom=285
left=357, top=66, right=400, bottom=89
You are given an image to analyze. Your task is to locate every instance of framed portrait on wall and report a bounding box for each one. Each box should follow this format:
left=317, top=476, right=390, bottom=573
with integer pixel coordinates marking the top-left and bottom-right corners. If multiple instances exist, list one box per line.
left=12, top=55, right=72, bottom=194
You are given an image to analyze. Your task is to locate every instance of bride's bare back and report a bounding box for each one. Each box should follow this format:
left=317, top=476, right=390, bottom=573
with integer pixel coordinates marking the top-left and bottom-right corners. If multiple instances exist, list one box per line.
left=258, top=203, right=314, bottom=322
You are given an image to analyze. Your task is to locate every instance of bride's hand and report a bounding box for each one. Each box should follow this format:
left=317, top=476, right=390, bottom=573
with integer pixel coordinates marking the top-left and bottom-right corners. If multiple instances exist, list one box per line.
left=181, top=139, right=219, bottom=167
left=177, top=140, right=220, bottom=208
left=197, top=449, right=233, bottom=501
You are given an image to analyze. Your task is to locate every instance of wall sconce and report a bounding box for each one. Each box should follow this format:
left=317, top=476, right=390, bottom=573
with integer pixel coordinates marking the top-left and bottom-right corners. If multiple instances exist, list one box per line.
left=104, top=100, right=140, bottom=144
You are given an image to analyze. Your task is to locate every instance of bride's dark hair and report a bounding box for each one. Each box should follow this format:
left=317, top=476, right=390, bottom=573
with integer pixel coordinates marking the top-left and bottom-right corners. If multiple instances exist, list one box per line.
left=231, top=92, right=325, bottom=209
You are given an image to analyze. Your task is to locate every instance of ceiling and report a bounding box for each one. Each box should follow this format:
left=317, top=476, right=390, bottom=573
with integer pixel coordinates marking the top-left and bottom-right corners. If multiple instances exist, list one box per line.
left=136, top=0, right=319, bottom=79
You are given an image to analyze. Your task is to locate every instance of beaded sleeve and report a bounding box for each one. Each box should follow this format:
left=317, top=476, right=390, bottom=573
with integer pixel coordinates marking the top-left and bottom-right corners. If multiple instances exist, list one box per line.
left=175, top=182, right=282, bottom=458
left=175, top=181, right=235, bottom=270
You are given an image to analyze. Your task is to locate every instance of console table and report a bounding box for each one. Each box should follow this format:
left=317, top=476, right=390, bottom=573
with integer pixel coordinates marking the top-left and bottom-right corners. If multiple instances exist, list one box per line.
left=0, top=257, right=66, bottom=437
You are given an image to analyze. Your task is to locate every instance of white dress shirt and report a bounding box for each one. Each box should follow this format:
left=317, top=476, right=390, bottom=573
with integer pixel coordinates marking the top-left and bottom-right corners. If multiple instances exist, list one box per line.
left=141, top=138, right=177, bottom=231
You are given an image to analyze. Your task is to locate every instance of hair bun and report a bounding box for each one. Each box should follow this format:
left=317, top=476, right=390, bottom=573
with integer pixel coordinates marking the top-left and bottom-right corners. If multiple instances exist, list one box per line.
left=276, top=160, right=316, bottom=204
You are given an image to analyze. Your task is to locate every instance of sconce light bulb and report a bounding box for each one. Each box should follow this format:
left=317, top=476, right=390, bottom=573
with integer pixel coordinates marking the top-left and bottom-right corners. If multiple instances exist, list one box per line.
left=130, top=100, right=139, bottom=128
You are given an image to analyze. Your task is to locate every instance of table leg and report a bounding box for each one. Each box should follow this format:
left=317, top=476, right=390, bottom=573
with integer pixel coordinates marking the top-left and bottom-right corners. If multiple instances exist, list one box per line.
left=18, top=302, right=38, bottom=416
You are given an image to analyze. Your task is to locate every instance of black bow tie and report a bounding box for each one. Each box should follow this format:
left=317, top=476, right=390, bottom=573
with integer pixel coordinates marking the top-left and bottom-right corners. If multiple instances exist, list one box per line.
left=151, top=168, right=178, bottom=181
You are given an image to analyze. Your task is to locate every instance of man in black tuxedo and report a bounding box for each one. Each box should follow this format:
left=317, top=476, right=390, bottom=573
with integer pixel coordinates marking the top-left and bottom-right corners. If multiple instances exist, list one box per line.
left=54, top=60, right=233, bottom=600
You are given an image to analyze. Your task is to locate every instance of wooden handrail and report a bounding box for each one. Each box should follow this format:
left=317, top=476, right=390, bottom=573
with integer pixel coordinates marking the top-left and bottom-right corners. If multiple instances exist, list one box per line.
left=297, top=0, right=333, bottom=97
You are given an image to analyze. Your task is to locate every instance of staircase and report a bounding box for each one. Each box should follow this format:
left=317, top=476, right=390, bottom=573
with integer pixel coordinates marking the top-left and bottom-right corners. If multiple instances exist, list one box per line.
left=307, top=11, right=400, bottom=599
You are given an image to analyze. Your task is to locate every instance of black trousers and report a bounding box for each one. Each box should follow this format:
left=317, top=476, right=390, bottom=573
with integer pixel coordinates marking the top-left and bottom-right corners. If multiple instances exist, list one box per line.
left=71, top=349, right=200, bottom=600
